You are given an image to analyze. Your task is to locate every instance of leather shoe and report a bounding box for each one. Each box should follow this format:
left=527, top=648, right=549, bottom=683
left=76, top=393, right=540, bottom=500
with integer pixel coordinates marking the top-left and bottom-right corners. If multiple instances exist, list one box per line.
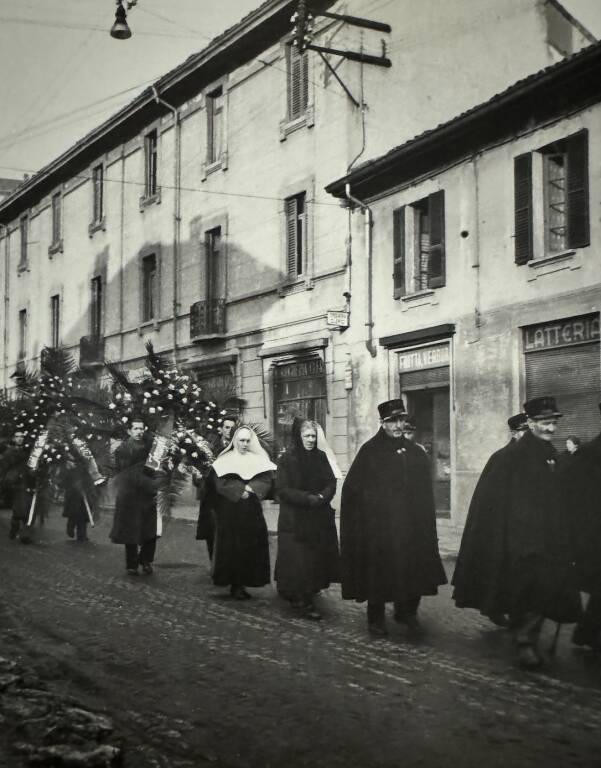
left=517, top=646, right=542, bottom=670
left=485, top=613, right=511, bottom=628
left=368, top=621, right=388, bottom=638
left=141, top=563, right=153, bottom=575
left=572, top=624, right=601, bottom=651
left=126, top=568, right=138, bottom=576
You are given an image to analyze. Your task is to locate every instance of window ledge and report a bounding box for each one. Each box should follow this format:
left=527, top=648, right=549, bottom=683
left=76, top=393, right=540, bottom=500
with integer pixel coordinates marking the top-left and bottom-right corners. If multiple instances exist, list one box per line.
left=400, top=288, right=438, bottom=311
left=137, top=319, right=161, bottom=335
left=527, top=249, right=580, bottom=281
left=279, top=106, right=315, bottom=142
left=139, top=189, right=161, bottom=211
left=201, top=152, right=228, bottom=181
left=48, top=240, right=63, bottom=257
left=88, top=218, right=106, bottom=237
left=278, top=277, right=313, bottom=297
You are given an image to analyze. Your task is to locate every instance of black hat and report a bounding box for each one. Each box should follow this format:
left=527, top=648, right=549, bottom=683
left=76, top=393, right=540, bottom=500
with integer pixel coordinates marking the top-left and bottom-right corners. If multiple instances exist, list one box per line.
left=523, top=396, right=562, bottom=420
left=507, top=412, right=527, bottom=431
left=403, top=418, right=417, bottom=432
left=378, top=398, right=407, bottom=420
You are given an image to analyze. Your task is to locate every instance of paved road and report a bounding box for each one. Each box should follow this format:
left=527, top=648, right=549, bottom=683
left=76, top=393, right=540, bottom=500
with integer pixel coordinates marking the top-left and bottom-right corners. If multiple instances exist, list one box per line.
left=1, top=507, right=601, bottom=768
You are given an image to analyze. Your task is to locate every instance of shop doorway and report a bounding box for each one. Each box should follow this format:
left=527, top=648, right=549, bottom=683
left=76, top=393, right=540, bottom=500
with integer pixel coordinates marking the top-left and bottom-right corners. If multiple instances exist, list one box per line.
left=405, top=387, right=451, bottom=516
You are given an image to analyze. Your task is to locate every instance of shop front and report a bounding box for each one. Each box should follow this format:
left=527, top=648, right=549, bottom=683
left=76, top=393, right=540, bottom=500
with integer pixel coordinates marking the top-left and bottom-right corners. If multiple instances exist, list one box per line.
left=272, top=356, right=327, bottom=454
left=381, top=328, right=454, bottom=519
left=523, top=313, right=600, bottom=448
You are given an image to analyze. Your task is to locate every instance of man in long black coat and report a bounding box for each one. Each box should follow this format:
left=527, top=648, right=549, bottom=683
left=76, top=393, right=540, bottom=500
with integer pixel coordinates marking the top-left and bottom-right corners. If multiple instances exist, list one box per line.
left=568, top=403, right=601, bottom=651
left=110, top=419, right=161, bottom=575
left=340, top=398, right=447, bottom=637
left=452, top=412, right=528, bottom=626
left=456, top=396, right=580, bottom=669
left=0, top=430, right=37, bottom=543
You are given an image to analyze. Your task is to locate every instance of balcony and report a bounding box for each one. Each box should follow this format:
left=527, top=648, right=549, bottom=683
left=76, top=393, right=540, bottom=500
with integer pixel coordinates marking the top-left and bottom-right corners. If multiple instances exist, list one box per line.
left=190, top=298, right=226, bottom=341
left=79, top=335, right=105, bottom=368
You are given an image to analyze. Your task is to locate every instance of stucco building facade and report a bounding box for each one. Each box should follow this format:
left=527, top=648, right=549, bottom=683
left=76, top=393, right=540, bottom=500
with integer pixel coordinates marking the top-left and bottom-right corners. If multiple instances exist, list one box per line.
left=0, top=0, right=595, bottom=546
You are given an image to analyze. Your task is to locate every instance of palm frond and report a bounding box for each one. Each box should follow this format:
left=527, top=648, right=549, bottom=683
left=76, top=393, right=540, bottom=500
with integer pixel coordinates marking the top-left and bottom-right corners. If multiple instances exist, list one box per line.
left=104, top=360, right=138, bottom=396
left=245, top=421, right=275, bottom=457
left=145, top=341, right=173, bottom=380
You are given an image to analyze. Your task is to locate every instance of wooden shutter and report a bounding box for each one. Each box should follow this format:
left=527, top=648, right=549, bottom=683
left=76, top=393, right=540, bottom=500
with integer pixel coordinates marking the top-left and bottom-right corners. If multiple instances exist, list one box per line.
left=285, top=197, right=298, bottom=276
left=393, top=207, right=405, bottom=297
left=566, top=129, right=589, bottom=249
left=288, top=46, right=307, bottom=120
left=428, top=191, right=445, bottom=289
left=514, top=153, right=533, bottom=264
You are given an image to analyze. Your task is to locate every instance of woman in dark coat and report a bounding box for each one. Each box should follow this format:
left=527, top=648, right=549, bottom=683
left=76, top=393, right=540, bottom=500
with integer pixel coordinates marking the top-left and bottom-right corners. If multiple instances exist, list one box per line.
left=275, top=419, right=341, bottom=620
left=203, top=425, right=275, bottom=600
left=110, top=421, right=161, bottom=575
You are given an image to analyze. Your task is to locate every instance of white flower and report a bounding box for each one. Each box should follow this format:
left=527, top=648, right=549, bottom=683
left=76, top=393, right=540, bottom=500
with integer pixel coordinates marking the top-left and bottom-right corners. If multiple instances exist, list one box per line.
left=182, top=397, right=188, bottom=404
left=144, top=392, right=151, bottom=398
left=121, top=416, right=129, bottom=422
left=152, top=390, right=159, bottom=396
left=109, top=403, right=116, bottom=410
left=191, top=452, right=198, bottom=458
left=149, top=407, right=156, bottom=414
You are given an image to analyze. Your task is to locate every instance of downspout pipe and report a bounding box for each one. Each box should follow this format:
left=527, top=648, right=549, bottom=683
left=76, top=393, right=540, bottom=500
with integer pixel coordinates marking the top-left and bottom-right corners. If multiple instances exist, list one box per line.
left=344, top=183, right=376, bottom=358
left=152, top=86, right=181, bottom=363
left=0, top=223, right=8, bottom=392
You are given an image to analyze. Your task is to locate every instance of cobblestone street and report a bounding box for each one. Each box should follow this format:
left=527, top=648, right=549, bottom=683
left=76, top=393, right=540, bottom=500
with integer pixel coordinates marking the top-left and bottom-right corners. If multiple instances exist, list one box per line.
left=1, top=507, right=601, bottom=768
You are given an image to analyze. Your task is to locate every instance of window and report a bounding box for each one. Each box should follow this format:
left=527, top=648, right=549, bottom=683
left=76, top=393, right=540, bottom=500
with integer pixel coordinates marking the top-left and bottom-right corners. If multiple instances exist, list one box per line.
left=18, top=308, right=27, bottom=359
left=92, top=164, right=104, bottom=223
left=392, top=191, right=445, bottom=296
left=144, top=129, right=158, bottom=197
left=273, top=357, right=326, bottom=455
left=142, top=254, right=157, bottom=322
left=19, top=215, right=28, bottom=267
left=205, top=226, right=224, bottom=300
left=51, top=192, right=62, bottom=245
left=50, top=295, right=60, bottom=348
left=285, top=192, right=306, bottom=278
left=90, top=276, right=102, bottom=338
left=286, top=43, right=308, bottom=121
left=206, top=87, right=224, bottom=165
left=514, top=129, right=589, bottom=264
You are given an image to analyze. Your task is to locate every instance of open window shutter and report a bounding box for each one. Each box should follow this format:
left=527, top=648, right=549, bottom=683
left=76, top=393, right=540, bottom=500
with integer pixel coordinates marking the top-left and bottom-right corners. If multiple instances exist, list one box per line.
left=428, top=191, right=445, bottom=289
left=300, top=51, right=308, bottom=113
left=393, top=207, right=405, bottom=297
left=514, top=153, right=533, bottom=264
left=567, top=129, right=589, bottom=249
left=285, top=198, right=298, bottom=276
left=288, top=47, right=301, bottom=119
left=207, top=98, right=215, bottom=163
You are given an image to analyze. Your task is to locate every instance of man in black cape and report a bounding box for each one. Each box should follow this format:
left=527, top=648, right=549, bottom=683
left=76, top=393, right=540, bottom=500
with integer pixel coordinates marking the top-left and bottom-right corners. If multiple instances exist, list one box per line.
left=340, top=398, right=447, bottom=637
left=455, top=396, right=580, bottom=669
left=452, top=412, right=528, bottom=626
left=567, top=402, right=601, bottom=651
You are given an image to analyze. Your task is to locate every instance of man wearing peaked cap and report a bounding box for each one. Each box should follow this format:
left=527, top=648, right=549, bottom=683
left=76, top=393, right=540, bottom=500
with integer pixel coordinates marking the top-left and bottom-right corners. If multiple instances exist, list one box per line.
left=565, top=399, right=601, bottom=652
left=453, top=411, right=529, bottom=628
left=455, top=395, right=580, bottom=670
left=340, top=398, right=446, bottom=638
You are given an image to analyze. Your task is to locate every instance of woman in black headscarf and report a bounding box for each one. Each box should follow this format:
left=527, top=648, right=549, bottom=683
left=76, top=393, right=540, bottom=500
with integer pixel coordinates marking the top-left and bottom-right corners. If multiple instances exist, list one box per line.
left=275, top=419, right=341, bottom=620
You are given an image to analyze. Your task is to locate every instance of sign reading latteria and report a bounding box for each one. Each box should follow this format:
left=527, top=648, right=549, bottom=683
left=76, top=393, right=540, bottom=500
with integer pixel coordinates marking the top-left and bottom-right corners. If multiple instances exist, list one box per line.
left=523, top=314, right=600, bottom=352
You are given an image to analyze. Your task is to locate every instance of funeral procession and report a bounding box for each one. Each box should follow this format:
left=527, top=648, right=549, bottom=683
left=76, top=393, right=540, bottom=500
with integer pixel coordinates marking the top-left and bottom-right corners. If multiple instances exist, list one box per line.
left=1, top=1, right=601, bottom=766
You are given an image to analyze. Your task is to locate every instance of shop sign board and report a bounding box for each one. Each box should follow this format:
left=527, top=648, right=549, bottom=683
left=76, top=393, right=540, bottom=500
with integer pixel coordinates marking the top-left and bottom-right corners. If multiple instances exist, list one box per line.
left=397, top=342, right=449, bottom=372
left=326, top=310, right=350, bottom=328
left=523, top=314, right=599, bottom=352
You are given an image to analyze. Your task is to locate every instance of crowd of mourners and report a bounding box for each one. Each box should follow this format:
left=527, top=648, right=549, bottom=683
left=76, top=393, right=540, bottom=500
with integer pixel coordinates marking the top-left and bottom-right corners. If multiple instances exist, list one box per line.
left=2, top=393, right=601, bottom=672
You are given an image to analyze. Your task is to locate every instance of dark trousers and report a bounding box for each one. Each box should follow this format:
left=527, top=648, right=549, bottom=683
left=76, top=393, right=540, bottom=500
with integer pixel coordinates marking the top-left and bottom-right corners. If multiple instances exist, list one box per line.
left=367, top=597, right=421, bottom=624
left=125, top=538, right=157, bottom=570
left=512, top=612, right=544, bottom=648
left=66, top=517, right=88, bottom=542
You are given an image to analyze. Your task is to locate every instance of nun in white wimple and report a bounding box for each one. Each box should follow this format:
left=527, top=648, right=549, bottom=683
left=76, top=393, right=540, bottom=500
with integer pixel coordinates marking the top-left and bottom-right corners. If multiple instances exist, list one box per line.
left=203, top=425, right=276, bottom=600
left=274, top=418, right=341, bottom=620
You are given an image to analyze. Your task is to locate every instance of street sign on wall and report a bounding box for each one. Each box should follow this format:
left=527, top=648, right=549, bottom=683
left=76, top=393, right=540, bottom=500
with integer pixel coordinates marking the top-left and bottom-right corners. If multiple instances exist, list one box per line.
left=326, top=310, right=350, bottom=328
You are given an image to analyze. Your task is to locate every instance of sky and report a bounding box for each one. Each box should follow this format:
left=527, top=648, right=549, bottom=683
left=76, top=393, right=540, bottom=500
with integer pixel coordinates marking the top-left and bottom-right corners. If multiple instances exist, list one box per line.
left=0, top=0, right=600, bottom=179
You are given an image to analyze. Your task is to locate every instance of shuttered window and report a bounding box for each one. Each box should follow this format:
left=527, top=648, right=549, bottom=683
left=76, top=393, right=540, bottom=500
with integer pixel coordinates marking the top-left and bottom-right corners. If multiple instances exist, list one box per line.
left=428, top=191, right=445, bottom=288
left=90, top=276, right=102, bottom=338
left=142, top=254, right=157, bottom=322
left=393, top=207, right=405, bottom=297
left=285, top=192, right=305, bottom=277
left=207, top=86, right=224, bottom=164
left=514, top=129, right=589, bottom=265
left=566, top=129, right=589, bottom=249
left=514, top=153, right=533, bottom=265
left=287, top=44, right=308, bottom=120
left=144, top=129, right=158, bottom=196
left=92, top=164, right=104, bottom=223
left=50, top=294, right=60, bottom=348
left=525, top=342, right=600, bottom=449
left=51, top=193, right=62, bottom=245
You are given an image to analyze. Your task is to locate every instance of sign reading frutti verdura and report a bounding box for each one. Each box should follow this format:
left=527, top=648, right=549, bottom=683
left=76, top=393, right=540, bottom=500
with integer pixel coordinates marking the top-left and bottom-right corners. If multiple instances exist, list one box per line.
left=326, top=310, right=350, bottom=328
left=397, top=343, right=450, bottom=372
left=523, top=314, right=600, bottom=352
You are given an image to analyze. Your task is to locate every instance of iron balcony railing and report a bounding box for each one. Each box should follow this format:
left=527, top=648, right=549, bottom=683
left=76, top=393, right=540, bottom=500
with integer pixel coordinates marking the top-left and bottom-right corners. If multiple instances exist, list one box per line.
left=190, top=298, right=226, bottom=340
left=79, top=335, right=105, bottom=367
